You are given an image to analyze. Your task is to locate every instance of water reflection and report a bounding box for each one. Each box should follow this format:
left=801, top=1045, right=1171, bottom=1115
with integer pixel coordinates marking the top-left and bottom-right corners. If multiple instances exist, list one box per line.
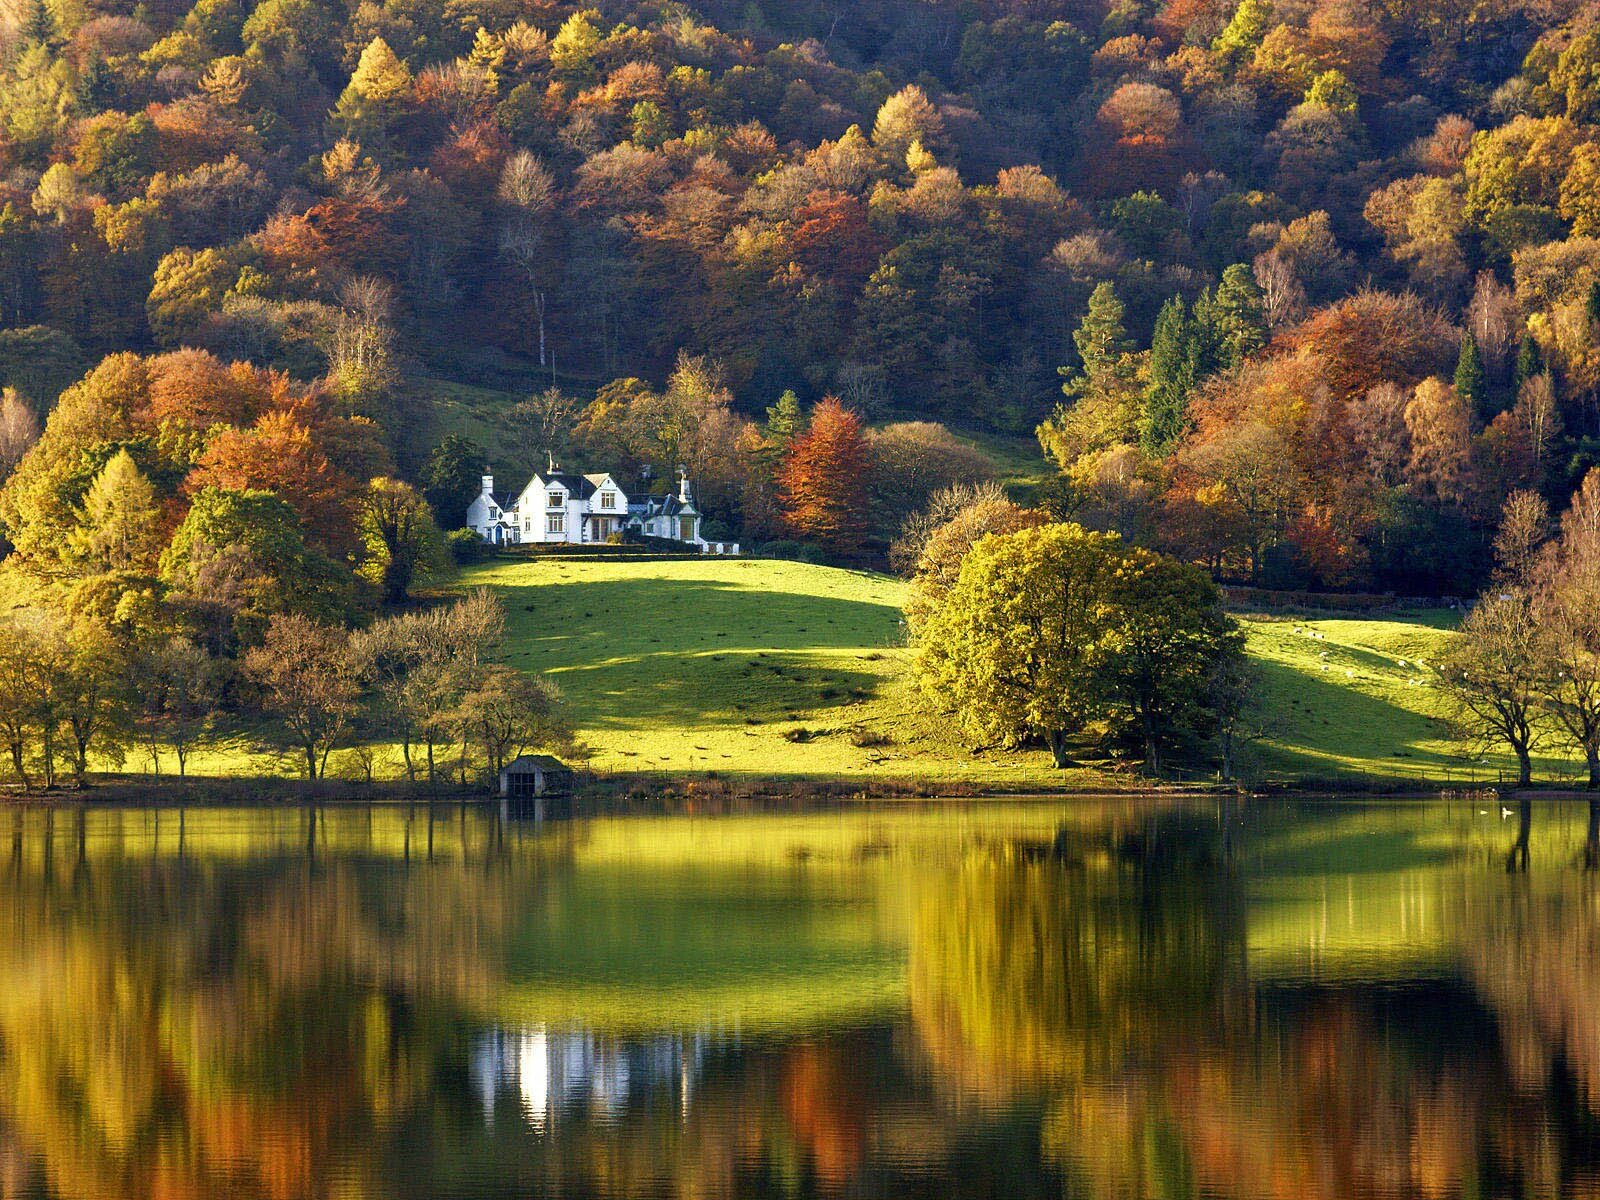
left=3, top=801, right=1600, bottom=1197
left=470, top=1027, right=720, bottom=1130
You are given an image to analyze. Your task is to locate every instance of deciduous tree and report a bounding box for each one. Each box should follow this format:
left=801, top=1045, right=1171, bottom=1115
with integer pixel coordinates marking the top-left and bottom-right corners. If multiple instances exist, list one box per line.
left=1540, top=469, right=1600, bottom=790
left=0, top=389, right=39, bottom=479
left=141, top=636, right=221, bottom=778
left=779, top=396, right=868, bottom=553
left=1438, top=588, right=1545, bottom=786
left=244, top=613, right=364, bottom=779
left=915, top=522, right=1120, bottom=767
left=357, top=476, right=445, bottom=604
left=452, top=664, right=565, bottom=780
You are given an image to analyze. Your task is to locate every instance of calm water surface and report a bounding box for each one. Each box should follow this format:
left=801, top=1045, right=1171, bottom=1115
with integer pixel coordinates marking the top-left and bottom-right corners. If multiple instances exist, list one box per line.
left=3, top=798, right=1600, bottom=1199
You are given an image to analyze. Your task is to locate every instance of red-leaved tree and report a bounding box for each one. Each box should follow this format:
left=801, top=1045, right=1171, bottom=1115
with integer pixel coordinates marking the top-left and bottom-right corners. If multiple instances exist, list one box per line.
left=779, top=396, right=868, bottom=554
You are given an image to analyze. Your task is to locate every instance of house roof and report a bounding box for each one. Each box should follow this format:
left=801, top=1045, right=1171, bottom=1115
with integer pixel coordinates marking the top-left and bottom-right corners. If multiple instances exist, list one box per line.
left=643, top=494, right=698, bottom=518
left=503, top=754, right=571, bottom=773
left=538, top=472, right=598, bottom=499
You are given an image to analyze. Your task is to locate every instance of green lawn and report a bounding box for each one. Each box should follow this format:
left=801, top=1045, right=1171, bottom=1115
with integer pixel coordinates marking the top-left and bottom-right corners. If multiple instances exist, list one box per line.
left=462, top=556, right=1091, bottom=789
left=401, top=377, right=530, bottom=478
left=150, top=557, right=1583, bottom=789
left=1244, top=612, right=1581, bottom=785
left=457, top=557, right=1585, bottom=790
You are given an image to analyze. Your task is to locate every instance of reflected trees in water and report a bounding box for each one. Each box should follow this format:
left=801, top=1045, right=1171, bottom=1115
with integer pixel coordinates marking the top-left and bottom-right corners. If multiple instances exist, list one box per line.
left=7, top=803, right=1600, bottom=1198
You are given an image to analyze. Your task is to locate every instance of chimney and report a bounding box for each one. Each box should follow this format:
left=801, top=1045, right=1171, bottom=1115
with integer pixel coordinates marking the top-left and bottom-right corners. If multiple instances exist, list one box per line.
left=481, top=474, right=494, bottom=496
left=678, top=466, right=692, bottom=504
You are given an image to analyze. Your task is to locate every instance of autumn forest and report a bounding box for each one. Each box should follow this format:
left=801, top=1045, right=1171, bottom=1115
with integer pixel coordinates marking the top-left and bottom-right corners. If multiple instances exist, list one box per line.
left=0, top=0, right=1599, bottom=593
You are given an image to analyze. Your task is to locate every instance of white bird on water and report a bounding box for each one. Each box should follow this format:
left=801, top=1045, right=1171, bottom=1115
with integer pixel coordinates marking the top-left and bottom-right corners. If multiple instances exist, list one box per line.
left=1502, top=806, right=1515, bottom=819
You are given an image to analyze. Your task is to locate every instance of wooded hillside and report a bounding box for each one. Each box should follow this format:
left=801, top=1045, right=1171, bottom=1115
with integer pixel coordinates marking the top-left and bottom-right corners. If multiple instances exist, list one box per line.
left=1, top=0, right=1599, bottom=595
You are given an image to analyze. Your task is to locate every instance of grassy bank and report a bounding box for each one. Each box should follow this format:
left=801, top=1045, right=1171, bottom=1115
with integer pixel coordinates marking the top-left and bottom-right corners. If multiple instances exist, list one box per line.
left=459, top=557, right=1582, bottom=791
left=465, top=556, right=1084, bottom=790
left=54, top=557, right=1577, bottom=796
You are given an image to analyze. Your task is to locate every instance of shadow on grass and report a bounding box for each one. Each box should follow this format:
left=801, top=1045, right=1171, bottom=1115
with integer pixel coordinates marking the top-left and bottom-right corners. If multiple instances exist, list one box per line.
left=1252, top=656, right=1456, bottom=779
left=493, top=576, right=903, bottom=729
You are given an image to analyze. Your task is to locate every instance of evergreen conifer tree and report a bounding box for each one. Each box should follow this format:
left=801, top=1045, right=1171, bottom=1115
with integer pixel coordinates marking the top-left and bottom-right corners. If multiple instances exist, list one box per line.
left=1455, top=330, right=1488, bottom=420
left=1209, top=263, right=1267, bottom=370
left=1513, top=333, right=1543, bottom=398
left=764, top=390, right=804, bottom=447
left=1072, top=282, right=1133, bottom=380
left=19, top=0, right=54, bottom=46
left=1142, top=296, right=1195, bottom=456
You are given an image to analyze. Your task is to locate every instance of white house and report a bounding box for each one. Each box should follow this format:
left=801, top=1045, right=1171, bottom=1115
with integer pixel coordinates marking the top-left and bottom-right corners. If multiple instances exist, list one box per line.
left=468, top=466, right=736, bottom=552
left=511, top=469, right=631, bottom=546
left=465, top=475, right=518, bottom=545
left=630, top=471, right=704, bottom=546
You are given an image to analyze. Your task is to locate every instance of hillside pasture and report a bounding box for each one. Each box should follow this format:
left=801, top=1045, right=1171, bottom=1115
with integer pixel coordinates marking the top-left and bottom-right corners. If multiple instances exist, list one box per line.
left=462, top=557, right=1585, bottom=790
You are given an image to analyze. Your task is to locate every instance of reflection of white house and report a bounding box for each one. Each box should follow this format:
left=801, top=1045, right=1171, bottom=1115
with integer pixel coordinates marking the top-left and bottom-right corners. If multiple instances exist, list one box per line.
left=469, top=1025, right=715, bottom=1132
left=466, top=466, right=737, bottom=553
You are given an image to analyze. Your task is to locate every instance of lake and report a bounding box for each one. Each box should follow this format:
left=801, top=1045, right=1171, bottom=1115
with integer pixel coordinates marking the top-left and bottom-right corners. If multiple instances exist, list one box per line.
left=2, top=797, right=1598, bottom=1199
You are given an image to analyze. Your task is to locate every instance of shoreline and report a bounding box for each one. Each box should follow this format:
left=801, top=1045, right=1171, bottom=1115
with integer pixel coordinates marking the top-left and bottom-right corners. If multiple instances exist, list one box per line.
left=1, top=771, right=1588, bottom=808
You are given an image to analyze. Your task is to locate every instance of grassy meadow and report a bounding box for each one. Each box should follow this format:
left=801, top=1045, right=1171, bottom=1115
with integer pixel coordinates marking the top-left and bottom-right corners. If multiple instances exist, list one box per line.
left=144, top=555, right=1582, bottom=790
left=456, top=556, right=1583, bottom=791
left=461, top=556, right=1061, bottom=788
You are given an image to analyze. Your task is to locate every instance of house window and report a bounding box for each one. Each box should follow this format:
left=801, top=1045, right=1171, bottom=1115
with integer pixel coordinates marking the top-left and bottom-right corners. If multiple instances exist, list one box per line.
left=600, top=491, right=616, bottom=510
left=547, top=513, right=565, bottom=534
left=548, top=491, right=563, bottom=508
left=680, top=516, right=694, bottom=541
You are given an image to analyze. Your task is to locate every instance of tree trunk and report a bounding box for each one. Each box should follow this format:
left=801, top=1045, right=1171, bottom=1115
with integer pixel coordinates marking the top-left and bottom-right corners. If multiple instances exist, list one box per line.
left=40, top=721, right=55, bottom=789
left=1515, top=745, right=1532, bottom=787
left=304, top=742, right=318, bottom=780
left=1048, top=730, right=1071, bottom=769
left=1587, top=743, right=1599, bottom=790
left=8, top=740, right=29, bottom=792
left=535, top=290, right=547, bottom=369
left=71, top=741, right=87, bottom=788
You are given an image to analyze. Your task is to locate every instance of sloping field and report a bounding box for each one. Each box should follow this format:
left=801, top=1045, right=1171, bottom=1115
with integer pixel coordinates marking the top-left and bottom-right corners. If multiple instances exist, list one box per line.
left=464, top=557, right=1582, bottom=789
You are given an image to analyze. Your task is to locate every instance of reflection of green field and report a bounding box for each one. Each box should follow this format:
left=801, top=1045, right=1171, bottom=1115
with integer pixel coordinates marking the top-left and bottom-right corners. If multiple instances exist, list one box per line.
left=19, top=799, right=1600, bottom=1030
left=490, top=807, right=1166, bottom=1034
left=1245, top=613, right=1581, bottom=783
left=495, top=865, right=906, bottom=1034
left=494, top=965, right=905, bottom=1035
left=1240, top=800, right=1600, bottom=979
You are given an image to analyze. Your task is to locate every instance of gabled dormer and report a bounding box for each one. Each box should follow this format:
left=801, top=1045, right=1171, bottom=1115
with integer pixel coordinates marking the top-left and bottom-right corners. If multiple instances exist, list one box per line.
left=585, top=473, right=628, bottom=515
left=513, top=472, right=561, bottom=513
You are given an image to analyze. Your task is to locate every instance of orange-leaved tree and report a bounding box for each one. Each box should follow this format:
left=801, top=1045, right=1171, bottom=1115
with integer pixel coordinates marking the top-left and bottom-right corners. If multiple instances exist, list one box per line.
left=779, top=396, right=868, bottom=554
